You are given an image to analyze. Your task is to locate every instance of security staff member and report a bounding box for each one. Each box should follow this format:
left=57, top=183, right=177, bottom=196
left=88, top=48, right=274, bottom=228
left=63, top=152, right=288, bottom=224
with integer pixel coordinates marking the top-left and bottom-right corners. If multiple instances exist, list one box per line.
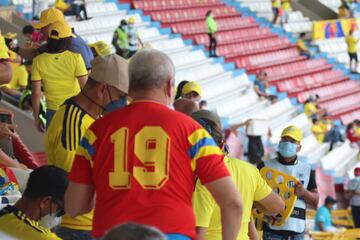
left=258, top=125, right=319, bottom=240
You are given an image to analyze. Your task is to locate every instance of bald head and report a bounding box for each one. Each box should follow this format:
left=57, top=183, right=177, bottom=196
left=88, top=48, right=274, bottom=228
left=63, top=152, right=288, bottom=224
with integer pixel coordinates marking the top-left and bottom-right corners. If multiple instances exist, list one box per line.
left=129, top=49, right=175, bottom=92
left=174, top=99, right=199, bottom=116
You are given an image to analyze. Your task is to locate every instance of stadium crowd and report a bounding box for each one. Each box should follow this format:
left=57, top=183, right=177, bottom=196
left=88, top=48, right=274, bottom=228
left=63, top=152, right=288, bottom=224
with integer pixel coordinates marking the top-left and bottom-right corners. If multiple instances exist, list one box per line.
left=0, top=4, right=359, bottom=240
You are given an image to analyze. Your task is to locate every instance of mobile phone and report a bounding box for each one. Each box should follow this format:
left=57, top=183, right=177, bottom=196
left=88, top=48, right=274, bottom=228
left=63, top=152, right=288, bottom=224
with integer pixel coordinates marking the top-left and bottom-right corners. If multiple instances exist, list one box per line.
left=0, top=113, right=12, bottom=124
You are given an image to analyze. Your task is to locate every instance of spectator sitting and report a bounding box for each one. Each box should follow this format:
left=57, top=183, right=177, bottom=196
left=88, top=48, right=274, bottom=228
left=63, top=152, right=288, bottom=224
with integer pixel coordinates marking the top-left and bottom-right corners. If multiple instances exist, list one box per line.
left=175, top=80, right=189, bottom=100
left=314, top=196, right=340, bottom=232
left=304, top=95, right=319, bottom=119
left=89, top=41, right=112, bottom=57
left=0, top=31, right=12, bottom=84
left=181, top=81, right=202, bottom=102
left=17, top=8, right=94, bottom=71
left=346, top=121, right=360, bottom=149
left=311, top=118, right=326, bottom=143
left=192, top=110, right=285, bottom=240
left=347, top=167, right=360, bottom=228
left=199, top=100, right=208, bottom=110
left=105, top=223, right=166, bottom=240
left=173, top=98, right=199, bottom=116
left=0, top=166, right=68, bottom=240
left=254, top=70, right=278, bottom=104
left=31, top=20, right=88, bottom=132
left=297, top=33, right=311, bottom=59
left=112, top=19, right=129, bottom=58
left=46, top=54, right=129, bottom=240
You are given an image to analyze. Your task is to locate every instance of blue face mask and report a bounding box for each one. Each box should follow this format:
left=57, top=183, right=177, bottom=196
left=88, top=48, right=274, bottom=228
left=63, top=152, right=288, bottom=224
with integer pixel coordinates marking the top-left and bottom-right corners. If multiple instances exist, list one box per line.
left=278, top=141, right=297, bottom=158
left=104, top=96, right=127, bottom=114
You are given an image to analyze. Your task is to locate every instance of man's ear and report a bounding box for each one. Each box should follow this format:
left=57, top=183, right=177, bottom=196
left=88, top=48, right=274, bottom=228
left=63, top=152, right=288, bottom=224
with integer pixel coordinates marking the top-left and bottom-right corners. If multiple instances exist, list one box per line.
left=39, top=196, right=52, bottom=209
left=297, top=144, right=302, bottom=153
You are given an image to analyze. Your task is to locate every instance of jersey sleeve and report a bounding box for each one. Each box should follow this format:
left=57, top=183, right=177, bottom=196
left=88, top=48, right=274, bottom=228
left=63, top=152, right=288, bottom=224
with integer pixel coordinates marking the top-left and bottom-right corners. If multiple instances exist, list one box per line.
left=316, top=208, right=326, bottom=223
left=74, top=53, right=88, bottom=78
left=253, top=168, right=273, bottom=201
left=18, top=66, right=29, bottom=87
left=31, top=57, right=42, bottom=81
left=192, top=180, right=216, bottom=227
left=68, top=128, right=97, bottom=185
left=187, top=127, right=230, bottom=185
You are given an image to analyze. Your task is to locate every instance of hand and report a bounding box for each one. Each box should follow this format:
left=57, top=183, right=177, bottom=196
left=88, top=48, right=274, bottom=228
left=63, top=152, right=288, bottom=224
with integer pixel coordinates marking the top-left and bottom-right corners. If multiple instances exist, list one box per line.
left=34, top=117, right=45, bottom=133
left=0, top=122, right=17, bottom=139
left=0, top=108, right=14, bottom=121
left=17, top=163, right=28, bottom=170
left=295, top=182, right=306, bottom=197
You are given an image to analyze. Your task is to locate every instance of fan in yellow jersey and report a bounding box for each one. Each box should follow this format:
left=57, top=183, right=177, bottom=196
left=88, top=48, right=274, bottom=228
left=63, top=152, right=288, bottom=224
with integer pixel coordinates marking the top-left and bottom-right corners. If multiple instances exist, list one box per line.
left=31, top=20, right=88, bottom=132
left=0, top=31, right=12, bottom=84
left=191, top=110, right=285, bottom=240
left=281, top=0, right=291, bottom=25
left=0, top=166, right=68, bottom=240
left=346, top=28, right=359, bottom=73
left=45, top=54, right=129, bottom=240
left=271, top=0, right=280, bottom=24
left=1, top=62, right=28, bottom=98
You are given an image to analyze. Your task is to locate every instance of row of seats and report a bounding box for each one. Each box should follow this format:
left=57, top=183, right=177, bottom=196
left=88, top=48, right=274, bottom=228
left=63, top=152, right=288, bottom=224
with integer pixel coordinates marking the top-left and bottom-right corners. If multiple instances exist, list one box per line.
left=133, top=0, right=223, bottom=11
left=319, top=92, right=360, bottom=118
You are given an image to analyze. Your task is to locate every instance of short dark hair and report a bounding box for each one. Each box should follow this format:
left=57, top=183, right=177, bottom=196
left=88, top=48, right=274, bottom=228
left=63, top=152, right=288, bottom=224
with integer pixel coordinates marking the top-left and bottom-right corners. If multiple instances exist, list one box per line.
left=46, top=36, right=73, bottom=53
left=206, top=10, right=212, bottom=17
left=175, top=80, right=189, bottom=100
left=23, top=166, right=68, bottom=201
left=105, top=223, right=166, bottom=240
left=22, top=25, right=35, bottom=35
left=300, top=32, right=306, bottom=38
left=312, top=118, right=318, bottom=124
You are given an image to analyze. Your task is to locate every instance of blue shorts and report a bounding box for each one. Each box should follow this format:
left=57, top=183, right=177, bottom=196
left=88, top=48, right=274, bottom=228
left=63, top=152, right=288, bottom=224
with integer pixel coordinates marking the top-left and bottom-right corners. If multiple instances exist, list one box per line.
left=166, top=234, right=191, bottom=240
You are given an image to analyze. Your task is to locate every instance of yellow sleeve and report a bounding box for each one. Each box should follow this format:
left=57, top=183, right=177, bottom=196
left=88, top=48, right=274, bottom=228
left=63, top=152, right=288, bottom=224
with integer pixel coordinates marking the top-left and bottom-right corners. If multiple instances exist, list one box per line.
left=0, top=35, right=9, bottom=59
left=17, top=66, right=29, bottom=87
left=75, top=53, right=88, bottom=77
left=253, top=168, right=273, bottom=202
left=192, top=181, right=216, bottom=227
left=31, top=57, right=42, bottom=81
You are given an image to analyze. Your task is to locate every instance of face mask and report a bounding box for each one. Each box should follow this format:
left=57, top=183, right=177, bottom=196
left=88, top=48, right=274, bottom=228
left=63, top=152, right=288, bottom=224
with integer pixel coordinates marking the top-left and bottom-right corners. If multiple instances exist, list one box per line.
left=278, top=141, right=297, bottom=158
left=332, top=204, right=337, bottom=210
left=104, top=96, right=127, bottom=114
left=39, top=213, right=62, bottom=229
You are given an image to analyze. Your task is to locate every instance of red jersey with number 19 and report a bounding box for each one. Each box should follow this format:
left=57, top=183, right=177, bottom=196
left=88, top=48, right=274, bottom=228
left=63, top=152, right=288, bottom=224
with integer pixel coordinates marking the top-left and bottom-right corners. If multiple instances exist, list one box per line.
left=69, top=101, right=230, bottom=238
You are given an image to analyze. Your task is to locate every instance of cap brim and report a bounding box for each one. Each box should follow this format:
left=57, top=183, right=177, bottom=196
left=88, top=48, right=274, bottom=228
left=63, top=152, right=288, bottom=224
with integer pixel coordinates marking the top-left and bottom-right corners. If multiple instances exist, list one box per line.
left=281, top=134, right=301, bottom=142
left=32, top=21, right=47, bottom=29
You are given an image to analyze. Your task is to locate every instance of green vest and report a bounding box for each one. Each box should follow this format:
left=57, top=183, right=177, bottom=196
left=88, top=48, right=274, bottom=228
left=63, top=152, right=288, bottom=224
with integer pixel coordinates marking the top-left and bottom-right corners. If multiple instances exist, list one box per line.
left=206, top=16, right=217, bottom=34
left=116, top=27, right=128, bottom=49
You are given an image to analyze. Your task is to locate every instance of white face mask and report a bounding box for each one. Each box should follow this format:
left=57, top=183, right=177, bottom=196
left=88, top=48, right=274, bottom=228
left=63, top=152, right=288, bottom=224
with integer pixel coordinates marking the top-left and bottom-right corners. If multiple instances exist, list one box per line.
left=39, top=213, right=62, bottom=229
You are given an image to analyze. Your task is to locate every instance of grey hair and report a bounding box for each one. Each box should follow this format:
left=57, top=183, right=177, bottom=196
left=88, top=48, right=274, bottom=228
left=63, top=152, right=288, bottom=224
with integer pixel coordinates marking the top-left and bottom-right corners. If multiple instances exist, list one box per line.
left=129, top=49, right=175, bottom=91
left=104, top=223, right=166, bottom=240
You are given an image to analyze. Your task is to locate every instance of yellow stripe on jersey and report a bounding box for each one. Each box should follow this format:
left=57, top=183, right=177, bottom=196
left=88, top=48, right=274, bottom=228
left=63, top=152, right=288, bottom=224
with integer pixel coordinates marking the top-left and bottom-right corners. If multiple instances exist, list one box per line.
left=77, top=129, right=97, bottom=167
left=188, top=128, right=222, bottom=171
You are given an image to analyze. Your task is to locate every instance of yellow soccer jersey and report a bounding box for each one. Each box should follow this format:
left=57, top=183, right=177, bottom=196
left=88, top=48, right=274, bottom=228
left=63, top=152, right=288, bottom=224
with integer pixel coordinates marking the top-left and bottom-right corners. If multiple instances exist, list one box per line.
left=193, top=157, right=272, bottom=240
left=281, top=0, right=291, bottom=11
left=2, top=65, right=28, bottom=90
left=346, top=35, right=358, bottom=54
left=311, top=124, right=325, bottom=143
left=0, top=33, right=9, bottom=59
left=31, top=50, right=87, bottom=111
left=0, top=205, right=61, bottom=240
left=45, top=98, right=94, bottom=230
left=296, top=39, right=308, bottom=52
left=304, top=102, right=317, bottom=118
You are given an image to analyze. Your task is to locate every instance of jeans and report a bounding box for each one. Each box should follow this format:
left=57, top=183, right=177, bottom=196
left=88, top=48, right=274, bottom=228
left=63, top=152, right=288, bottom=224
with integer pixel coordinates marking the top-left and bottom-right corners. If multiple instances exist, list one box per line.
left=46, top=109, right=56, bottom=129
left=263, top=231, right=305, bottom=240
left=55, top=226, right=92, bottom=240
left=351, top=205, right=360, bottom=228
left=208, top=33, right=217, bottom=57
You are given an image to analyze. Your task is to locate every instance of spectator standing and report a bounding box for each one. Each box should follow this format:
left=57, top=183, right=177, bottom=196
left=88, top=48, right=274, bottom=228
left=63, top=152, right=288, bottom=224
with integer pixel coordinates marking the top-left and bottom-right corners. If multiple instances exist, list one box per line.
left=112, top=20, right=129, bottom=58
left=281, top=0, right=292, bottom=25
left=0, top=31, right=12, bottom=84
left=296, top=33, right=311, bottom=59
left=72, top=0, right=90, bottom=21
left=65, top=49, right=243, bottom=240
left=272, top=0, right=280, bottom=24
left=258, top=126, right=319, bottom=240
left=16, top=8, right=94, bottom=70
left=127, top=17, right=144, bottom=58
left=181, top=81, right=202, bottom=102
left=105, top=223, right=166, bottom=240
left=46, top=55, right=129, bottom=240
left=346, top=28, right=359, bottom=73
left=31, top=20, right=88, bottom=131
left=338, top=0, right=351, bottom=18
left=192, top=110, right=285, bottom=240
left=205, top=10, right=218, bottom=57
left=347, top=167, right=360, bottom=228
left=314, top=196, right=339, bottom=232
left=175, top=80, right=189, bottom=100
left=0, top=166, right=68, bottom=240
left=304, top=96, right=318, bottom=119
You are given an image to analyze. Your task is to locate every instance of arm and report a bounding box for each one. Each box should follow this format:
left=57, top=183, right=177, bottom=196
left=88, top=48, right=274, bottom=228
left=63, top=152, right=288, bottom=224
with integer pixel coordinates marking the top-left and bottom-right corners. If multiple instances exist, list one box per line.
left=248, top=220, right=259, bottom=240
left=196, top=227, right=208, bottom=240
left=0, top=149, right=27, bottom=169
left=0, top=61, right=12, bottom=84
left=77, top=75, right=88, bottom=88
left=205, top=177, right=242, bottom=240
left=31, top=81, right=45, bottom=132
left=317, top=221, right=325, bottom=231
left=295, top=183, right=319, bottom=208
left=254, top=85, right=268, bottom=97
left=65, top=181, right=95, bottom=217
left=254, top=192, right=285, bottom=216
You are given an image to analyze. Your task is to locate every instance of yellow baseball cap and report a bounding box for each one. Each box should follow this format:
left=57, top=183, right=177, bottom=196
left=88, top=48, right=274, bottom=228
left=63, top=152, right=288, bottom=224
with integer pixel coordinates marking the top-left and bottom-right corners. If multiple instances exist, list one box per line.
left=4, top=32, right=17, bottom=39
left=48, top=21, right=74, bottom=39
left=281, top=125, right=302, bottom=142
left=33, top=8, right=64, bottom=29
left=90, top=41, right=112, bottom=57
left=128, top=16, right=136, bottom=24
left=182, top=81, right=202, bottom=97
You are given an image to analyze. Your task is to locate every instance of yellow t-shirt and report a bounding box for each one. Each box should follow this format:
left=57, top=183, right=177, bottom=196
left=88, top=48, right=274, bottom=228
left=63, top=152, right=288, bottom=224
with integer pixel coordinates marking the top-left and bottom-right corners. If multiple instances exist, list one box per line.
left=296, top=39, right=308, bottom=51
left=0, top=33, right=9, bottom=59
left=338, top=7, right=349, bottom=18
left=311, top=124, right=325, bottom=143
left=31, top=50, right=87, bottom=111
left=304, top=102, right=317, bottom=118
left=346, top=35, right=358, bottom=54
left=281, top=0, right=291, bottom=11
left=45, top=98, right=94, bottom=230
left=0, top=205, right=61, bottom=240
left=193, top=157, right=272, bottom=240
left=2, top=65, right=28, bottom=90
left=272, top=0, right=280, bottom=8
